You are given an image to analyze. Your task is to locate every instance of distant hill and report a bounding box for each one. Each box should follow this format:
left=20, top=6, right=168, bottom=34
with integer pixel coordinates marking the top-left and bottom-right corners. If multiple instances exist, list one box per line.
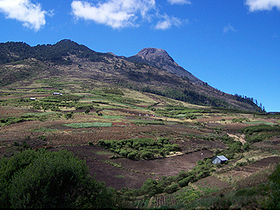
left=0, top=40, right=262, bottom=112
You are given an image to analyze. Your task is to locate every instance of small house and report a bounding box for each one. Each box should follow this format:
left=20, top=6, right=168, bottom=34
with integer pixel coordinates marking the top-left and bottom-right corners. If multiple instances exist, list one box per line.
left=212, top=155, right=228, bottom=164
left=53, top=92, right=63, bottom=96
left=30, top=97, right=36, bottom=101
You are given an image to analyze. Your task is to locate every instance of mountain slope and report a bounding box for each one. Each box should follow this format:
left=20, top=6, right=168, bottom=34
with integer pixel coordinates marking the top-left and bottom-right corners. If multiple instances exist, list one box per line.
left=0, top=40, right=262, bottom=112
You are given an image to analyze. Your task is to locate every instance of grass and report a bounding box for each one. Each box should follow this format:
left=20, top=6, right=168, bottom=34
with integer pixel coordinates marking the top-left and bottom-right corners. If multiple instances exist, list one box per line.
left=246, top=121, right=275, bottom=126
left=115, top=175, right=125, bottom=179
left=64, top=122, right=113, bottom=128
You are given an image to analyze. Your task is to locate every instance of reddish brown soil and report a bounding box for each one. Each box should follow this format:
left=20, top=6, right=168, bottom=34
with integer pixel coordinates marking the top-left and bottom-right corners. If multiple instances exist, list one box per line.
left=50, top=145, right=213, bottom=190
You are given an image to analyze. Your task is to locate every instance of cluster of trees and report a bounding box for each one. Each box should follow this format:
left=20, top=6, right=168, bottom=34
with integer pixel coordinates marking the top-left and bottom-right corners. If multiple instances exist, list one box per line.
left=0, top=40, right=113, bottom=65
left=234, top=94, right=265, bottom=112
left=0, top=150, right=117, bottom=209
left=98, top=138, right=180, bottom=160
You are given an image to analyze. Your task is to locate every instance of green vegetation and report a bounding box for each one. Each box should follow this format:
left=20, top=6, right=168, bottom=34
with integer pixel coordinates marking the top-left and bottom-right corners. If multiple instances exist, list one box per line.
left=246, top=121, right=275, bottom=126
left=31, top=94, right=82, bottom=111
left=0, top=149, right=117, bottom=209
left=91, top=88, right=142, bottom=106
left=242, top=125, right=280, bottom=144
left=232, top=118, right=250, bottom=123
left=217, top=135, right=244, bottom=159
left=132, top=119, right=164, bottom=126
left=64, top=122, right=112, bottom=128
left=142, top=87, right=229, bottom=108
left=155, top=106, right=205, bottom=119
left=98, top=138, right=180, bottom=160
left=267, top=163, right=280, bottom=209
left=104, top=160, right=122, bottom=168
left=0, top=112, right=60, bottom=127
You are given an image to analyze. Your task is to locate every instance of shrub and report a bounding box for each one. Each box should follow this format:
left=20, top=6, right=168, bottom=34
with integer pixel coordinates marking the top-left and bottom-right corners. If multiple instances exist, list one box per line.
left=164, top=183, right=179, bottom=194
left=64, top=112, right=73, bottom=120
left=119, top=149, right=128, bottom=157
left=177, top=170, right=190, bottom=181
left=267, top=164, right=280, bottom=209
left=178, top=177, right=190, bottom=187
left=141, top=179, right=159, bottom=196
left=140, top=151, right=154, bottom=160
left=98, top=138, right=179, bottom=160
left=0, top=150, right=116, bottom=209
left=127, top=151, right=139, bottom=160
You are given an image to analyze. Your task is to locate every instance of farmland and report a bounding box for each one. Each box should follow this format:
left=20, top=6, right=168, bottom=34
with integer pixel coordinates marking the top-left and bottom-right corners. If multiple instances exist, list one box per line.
left=0, top=84, right=280, bottom=209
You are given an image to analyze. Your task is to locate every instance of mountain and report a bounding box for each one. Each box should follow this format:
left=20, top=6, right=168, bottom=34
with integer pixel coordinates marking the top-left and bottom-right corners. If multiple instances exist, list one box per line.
left=128, top=48, right=202, bottom=84
left=0, top=40, right=262, bottom=112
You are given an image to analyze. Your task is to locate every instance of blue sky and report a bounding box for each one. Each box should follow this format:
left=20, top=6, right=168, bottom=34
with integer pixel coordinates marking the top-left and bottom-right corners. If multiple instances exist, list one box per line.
left=0, top=0, right=279, bottom=111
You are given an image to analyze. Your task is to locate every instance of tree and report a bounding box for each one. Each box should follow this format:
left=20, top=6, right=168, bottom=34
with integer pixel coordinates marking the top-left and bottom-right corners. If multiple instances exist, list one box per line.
left=267, top=164, right=280, bottom=209
left=0, top=149, right=116, bottom=209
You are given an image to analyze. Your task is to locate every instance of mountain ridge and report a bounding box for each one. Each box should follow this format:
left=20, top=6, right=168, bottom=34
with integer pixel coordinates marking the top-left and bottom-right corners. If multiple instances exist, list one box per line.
left=0, top=39, right=262, bottom=112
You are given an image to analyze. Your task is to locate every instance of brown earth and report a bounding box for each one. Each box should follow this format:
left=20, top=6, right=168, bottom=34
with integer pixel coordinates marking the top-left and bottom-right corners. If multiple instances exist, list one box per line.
left=50, top=145, right=213, bottom=189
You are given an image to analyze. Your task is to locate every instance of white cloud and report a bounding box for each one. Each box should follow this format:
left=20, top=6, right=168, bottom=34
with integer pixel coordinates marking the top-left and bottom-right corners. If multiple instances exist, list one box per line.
left=71, top=0, right=156, bottom=29
left=155, top=15, right=182, bottom=30
left=167, top=0, right=191, bottom=5
left=223, top=24, right=237, bottom=33
left=0, top=0, right=47, bottom=31
left=245, top=0, right=280, bottom=11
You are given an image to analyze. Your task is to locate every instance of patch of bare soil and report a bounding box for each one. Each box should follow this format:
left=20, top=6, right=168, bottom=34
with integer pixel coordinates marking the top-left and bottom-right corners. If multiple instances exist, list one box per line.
left=51, top=145, right=213, bottom=190
left=116, top=149, right=213, bottom=178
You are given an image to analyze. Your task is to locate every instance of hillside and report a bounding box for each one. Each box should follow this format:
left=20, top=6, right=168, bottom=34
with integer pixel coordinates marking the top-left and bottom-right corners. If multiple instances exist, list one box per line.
left=0, top=40, right=280, bottom=209
left=0, top=39, right=261, bottom=112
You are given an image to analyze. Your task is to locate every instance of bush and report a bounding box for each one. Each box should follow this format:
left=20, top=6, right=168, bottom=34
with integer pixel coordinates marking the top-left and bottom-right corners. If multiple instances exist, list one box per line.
left=127, top=151, right=139, bottom=160
left=98, top=138, right=180, bottom=160
left=0, top=150, right=116, bottom=209
left=119, top=149, right=128, bottom=157
left=178, top=177, right=190, bottom=187
left=140, top=151, right=154, bottom=160
left=141, top=179, right=159, bottom=196
left=64, top=112, right=73, bottom=120
left=267, top=164, right=280, bottom=209
left=164, top=183, right=179, bottom=194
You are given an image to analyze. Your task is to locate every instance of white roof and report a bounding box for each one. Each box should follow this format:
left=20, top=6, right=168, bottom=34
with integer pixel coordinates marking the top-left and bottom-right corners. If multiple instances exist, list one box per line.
left=216, top=155, right=228, bottom=161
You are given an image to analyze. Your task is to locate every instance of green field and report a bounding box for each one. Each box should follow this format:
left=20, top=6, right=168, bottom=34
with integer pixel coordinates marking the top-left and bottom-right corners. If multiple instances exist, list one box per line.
left=64, top=122, right=113, bottom=128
